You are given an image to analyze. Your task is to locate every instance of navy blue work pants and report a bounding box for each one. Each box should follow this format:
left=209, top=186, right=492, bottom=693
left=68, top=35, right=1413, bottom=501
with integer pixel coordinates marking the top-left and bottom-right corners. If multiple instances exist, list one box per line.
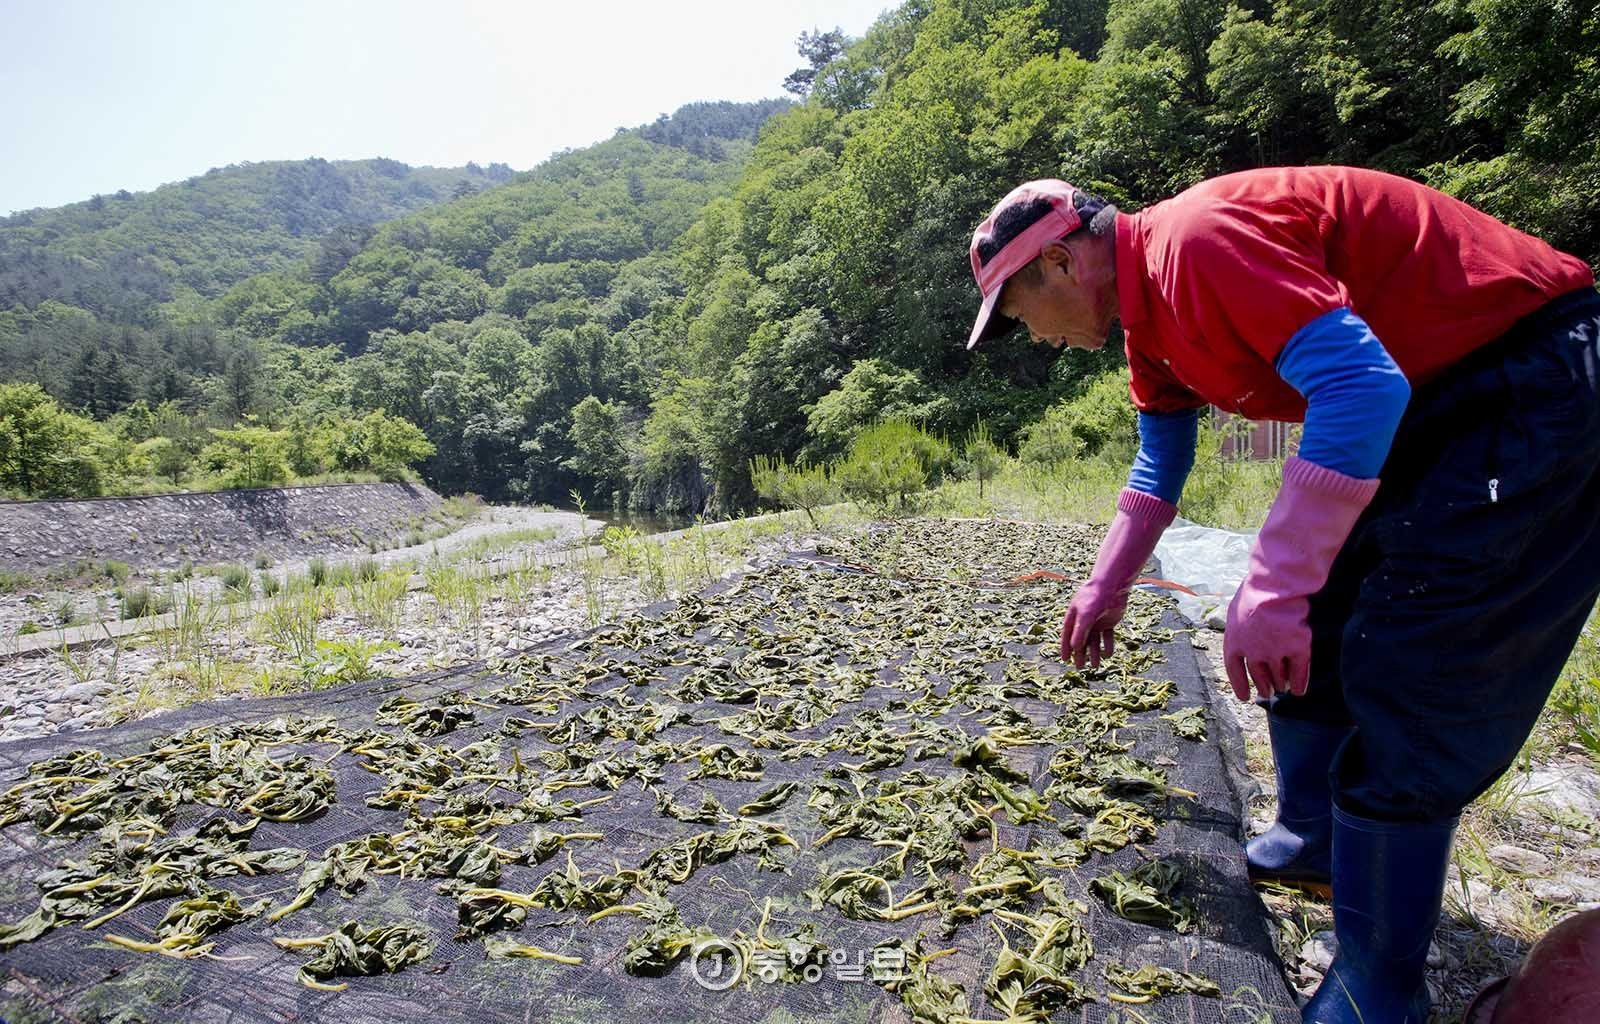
left=1272, top=287, right=1600, bottom=824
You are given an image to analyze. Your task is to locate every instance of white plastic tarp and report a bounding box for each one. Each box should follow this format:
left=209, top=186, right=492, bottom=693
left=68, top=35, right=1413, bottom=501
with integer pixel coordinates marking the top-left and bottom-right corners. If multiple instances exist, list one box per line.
left=1150, top=517, right=1257, bottom=627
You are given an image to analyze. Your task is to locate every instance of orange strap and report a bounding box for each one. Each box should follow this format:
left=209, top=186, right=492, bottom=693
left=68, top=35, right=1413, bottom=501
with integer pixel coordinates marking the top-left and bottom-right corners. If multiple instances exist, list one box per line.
left=1135, top=576, right=1198, bottom=596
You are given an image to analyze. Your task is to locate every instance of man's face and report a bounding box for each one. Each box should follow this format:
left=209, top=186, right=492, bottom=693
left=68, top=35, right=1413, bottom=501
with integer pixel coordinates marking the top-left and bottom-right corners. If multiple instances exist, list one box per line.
left=996, top=236, right=1116, bottom=351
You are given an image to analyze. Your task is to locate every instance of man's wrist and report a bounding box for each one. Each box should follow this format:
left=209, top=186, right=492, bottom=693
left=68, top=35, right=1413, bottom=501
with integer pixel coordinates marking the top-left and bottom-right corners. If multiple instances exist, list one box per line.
left=1117, top=487, right=1179, bottom=527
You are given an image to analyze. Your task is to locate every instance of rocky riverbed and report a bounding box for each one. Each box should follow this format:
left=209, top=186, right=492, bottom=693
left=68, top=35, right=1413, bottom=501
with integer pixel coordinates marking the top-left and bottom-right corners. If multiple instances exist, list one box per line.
left=0, top=504, right=589, bottom=642
left=0, top=508, right=824, bottom=744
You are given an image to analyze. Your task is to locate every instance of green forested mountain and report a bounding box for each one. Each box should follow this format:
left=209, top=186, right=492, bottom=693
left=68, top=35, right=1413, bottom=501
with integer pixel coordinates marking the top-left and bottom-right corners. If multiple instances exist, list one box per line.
left=258, top=103, right=780, bottom=501
left=0, top=158, right=515, bottom=319
left=2, top=0, right=1595, bottom=510
left=0, top=100, right=788, bottom=500
left=0, top=158, right=514, bottom=409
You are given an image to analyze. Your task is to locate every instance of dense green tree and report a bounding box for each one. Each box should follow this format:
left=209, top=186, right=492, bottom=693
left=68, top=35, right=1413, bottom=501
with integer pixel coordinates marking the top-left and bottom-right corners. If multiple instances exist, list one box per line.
left=1428, top=0, right=1600, bottom=265
left=783, top=28, right=849, bottom=96
left=200, top=424, right=292, bottom=489
left=805, top=359, right=945, bottom=459
left=65, top=348, right=102, bottom=415
left=218, top=345, right=266, bottom=420
left=0, top=383, right=113, bottom=497
left=833, top=419, right=951, bottom=516
left=99, top=353, right=135, bottom=413
left=960, top=421, right=1006, bottom=499
left=566, top=395, right=630, bottom=502
left=323, top=409, right=436, bottom=479
left=143, top=435, right=192, bottom=485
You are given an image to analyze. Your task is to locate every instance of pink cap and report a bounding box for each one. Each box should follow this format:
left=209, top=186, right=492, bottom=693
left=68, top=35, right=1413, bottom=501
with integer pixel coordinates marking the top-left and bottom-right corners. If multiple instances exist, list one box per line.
left=966, top=179, right=1087, bottom=350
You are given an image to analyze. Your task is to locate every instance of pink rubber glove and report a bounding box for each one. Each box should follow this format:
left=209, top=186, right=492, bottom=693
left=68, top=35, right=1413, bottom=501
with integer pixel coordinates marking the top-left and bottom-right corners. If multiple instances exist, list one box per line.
left=1224, top=457, right=1380, bottom=701
left=1061, top=488, right=1177, bottom=668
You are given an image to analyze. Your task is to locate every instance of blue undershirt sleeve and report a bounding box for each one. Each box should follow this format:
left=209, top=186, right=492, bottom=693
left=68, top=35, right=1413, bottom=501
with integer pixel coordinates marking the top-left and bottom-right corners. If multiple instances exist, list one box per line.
left=1274, top=307, right=1410, bottom=478
left=1127, top=408, right=1199, bottom=504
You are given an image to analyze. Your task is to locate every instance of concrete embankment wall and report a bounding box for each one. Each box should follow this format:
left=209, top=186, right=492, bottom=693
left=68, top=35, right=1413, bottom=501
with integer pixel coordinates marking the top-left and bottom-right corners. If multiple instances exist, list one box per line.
left=0, top=482, right=443, bottom=574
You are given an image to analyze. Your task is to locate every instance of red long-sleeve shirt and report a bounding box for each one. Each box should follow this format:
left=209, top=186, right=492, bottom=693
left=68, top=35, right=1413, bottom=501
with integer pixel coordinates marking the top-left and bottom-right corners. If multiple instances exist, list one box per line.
left=1116, top=166, right=1595, bottom=417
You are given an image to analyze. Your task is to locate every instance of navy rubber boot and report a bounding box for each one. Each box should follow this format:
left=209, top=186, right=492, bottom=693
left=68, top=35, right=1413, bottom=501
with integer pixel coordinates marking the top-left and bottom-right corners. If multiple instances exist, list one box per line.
left=1301, top=806, right=1457, bottom=1024
left=1245, top=714, right=1352, bottom=895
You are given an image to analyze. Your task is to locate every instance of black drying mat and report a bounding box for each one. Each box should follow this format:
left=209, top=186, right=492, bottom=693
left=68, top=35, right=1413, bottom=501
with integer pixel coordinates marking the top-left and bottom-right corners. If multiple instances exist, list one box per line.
left=0, top=520, right=1297, bottom=1024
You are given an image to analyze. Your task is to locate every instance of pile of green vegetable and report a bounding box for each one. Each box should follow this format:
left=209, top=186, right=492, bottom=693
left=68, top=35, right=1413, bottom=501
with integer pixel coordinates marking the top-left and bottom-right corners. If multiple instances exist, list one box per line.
left=1, top=520, right=1240, bottom=1022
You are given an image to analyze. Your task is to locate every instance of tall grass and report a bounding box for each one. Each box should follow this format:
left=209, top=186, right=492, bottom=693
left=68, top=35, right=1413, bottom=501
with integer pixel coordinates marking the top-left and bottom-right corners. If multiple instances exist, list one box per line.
left=451, top=526, right=560, bottom=562
left=118, top=585, right=163, bottom=620
left=423, top=561, right=488, bottom=627
left=495, top=555, right=553, bottom=609
left=121, top=585, right=248, bottom=710
left=570, top=493, right=608, bottom=625
left=600, top=526, right=668, bottom=600
left=158, top=585, right=215, bottom=660
left=925, top=426, right=1280, bottom=533
left=255, top=588, right=326, bottom=668
left=1176, top=421, right=1282, bottom=531
left=351, top=568, right=411, bottom=631
left=219, top=563, right=252, bottom=599
left=1551, top=606, right=1600, bottom=758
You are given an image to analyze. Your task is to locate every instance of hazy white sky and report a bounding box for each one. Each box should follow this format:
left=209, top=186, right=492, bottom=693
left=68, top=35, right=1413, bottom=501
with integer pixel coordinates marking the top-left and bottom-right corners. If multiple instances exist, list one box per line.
left=0, top=0, right=892, bottom=215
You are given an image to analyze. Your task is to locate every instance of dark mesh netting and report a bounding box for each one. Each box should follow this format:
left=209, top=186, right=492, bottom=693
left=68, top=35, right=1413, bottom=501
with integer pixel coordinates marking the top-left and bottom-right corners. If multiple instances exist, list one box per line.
left=0, top=520, right=1298, bottom=1024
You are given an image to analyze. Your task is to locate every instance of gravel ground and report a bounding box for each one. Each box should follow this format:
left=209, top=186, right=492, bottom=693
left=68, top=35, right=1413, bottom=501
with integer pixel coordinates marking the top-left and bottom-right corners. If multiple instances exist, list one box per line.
left=0, top=505, right=595, bottom=641
left=0, top=507, right=608, bottom=741
left=0, top=511, right=821, bottom=745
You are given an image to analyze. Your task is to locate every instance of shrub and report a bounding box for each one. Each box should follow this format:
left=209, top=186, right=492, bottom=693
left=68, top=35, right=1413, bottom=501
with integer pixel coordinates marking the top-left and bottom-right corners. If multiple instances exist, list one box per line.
left=119, top=585, right=153, bottom=619
left=308, top=558, right=328, bottom=587
left=356, top=559, right=380, bottom=583
left=254, top=552, right=271, bottom=570
left=219, top=563, right=252, bottom=598
left=311, top=638, right=397, bottom=690
left=959, top=422, right=1007, bottom=500
left=0, top=382, right=111, bottom=497
left=260, top=572, right=282, bottom=597
left=145, top=435, right=192, bottom=485
left=18, top=620, right=40, bottom=635
left=199, top=424, right=291, bottom=488
left=1175, top=416, right=1281, bottom=530
left=805, top=359, right=947, bottom=458
left=322, top=410, right=435, bottom=480
left=834, top=419, right=952, bottom=517
left=750, top=455, right=840, bottom=528
left=1018, top=368, right=1138, bottom=467
left=101, top=560, right=132, bottom=585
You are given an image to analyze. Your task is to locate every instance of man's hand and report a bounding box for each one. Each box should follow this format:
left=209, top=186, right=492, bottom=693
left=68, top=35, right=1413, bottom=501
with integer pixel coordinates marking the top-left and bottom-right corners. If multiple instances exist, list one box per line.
left=1060, top=583, right=1126, bottom=668
left=1056, top=489, right=1178, bottom=671
left=1223, top=587, right=1311, bottom=700
left=1221, top=458, right=1380, bottom=702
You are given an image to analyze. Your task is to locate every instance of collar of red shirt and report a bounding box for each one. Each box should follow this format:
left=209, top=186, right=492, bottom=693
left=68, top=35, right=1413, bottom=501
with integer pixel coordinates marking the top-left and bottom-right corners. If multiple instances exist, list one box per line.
left=1114, top=212, right=1150, bottom=331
